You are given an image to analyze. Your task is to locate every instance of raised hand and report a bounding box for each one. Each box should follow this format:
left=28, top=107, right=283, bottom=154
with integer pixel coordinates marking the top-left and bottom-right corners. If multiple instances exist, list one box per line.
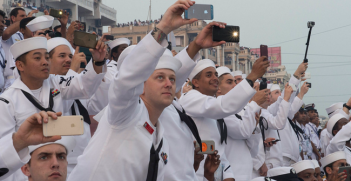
left=156, top=0, right=198, bottom=34
left=194, top=21, right=226, bottom=49
left=283, top=83, right=293, bottom=102
left=28, top=9, right=39, bottom=17
left=294, top=62, right=308, bottom=79
left=58, top=10, right=69, bottom=26
left=193, top=141, right=204, bottom=171
left=253, top=89, right=269, bottom=106
left=247, top=57, right=270, bottom=82
left=89, top=38, right=107, bottom=63
left=71, top=46, right=87, bottom=72
left=13, top=111, right=62, bottom=152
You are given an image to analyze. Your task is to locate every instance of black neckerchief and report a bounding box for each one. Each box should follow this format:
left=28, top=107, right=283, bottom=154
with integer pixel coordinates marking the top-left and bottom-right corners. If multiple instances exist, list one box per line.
left=217, top=119, right=227, bottom=144
left=146, top=139, right=163, bottom=181
left=21, top=90, right=54, bottom=112
left=71, top=100, right=91, bottom=125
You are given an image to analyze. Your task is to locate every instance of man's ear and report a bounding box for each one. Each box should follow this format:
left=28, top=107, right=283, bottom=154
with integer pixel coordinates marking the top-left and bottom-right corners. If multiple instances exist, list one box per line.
left=16, top=60, right=24, bottom=72
left=192, top=79, right=199, bottom=89
left=21, top=164, right=31, bottom=177
left=326, top=167, right=333, bottom=175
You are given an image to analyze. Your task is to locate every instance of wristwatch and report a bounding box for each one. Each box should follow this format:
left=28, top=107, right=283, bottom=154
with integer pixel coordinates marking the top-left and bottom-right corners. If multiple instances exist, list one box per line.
left=343, top=103, right=351, bottom=110
left=93, top=59, right=106, bottom=66
left=246, top=78, right=254, bottom=87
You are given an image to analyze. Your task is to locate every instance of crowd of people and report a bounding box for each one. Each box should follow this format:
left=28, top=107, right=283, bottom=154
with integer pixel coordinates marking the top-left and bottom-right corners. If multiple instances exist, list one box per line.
left=116, top=18, right=162, bottom=27
left=0, top=1, right=351, bottom=181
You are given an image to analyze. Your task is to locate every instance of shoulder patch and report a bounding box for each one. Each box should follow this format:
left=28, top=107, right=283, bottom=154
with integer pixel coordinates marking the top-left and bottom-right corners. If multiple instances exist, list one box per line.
left=0, top=97, right=9, bottom=104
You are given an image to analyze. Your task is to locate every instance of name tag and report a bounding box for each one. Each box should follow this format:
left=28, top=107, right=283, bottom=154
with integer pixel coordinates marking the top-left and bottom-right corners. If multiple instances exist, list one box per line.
left=143, top=122, right=154, bottom=134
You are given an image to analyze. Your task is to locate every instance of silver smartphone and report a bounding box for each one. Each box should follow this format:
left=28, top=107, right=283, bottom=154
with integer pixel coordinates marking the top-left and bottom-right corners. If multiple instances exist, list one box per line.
left=339, top=166, right=351, bottom=181
left=43, top=116, right=84, bottom=137
left=184, top=4, right=213, bottom=20
left=195, top=140, right=215, bottom=154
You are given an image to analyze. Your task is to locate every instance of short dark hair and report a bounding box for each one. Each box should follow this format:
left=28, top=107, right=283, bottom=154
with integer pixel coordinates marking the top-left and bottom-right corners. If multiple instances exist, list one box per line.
left=0, top=10, right=6, bottom=19
left=20, top=17, right=35, bottom=30
left=192, top=71, right=202, bottom=89
left=17, top=52, right=28, bottom=63
left=9, top=8, right=25, bottom=22
left=53, top=25, right=61, bottom=32
left=110, top=45, right=120, bottom=60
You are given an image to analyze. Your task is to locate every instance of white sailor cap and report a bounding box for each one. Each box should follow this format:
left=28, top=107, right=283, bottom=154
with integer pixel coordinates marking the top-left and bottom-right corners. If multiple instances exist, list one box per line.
left=188, top=59, right=216, bottom=81
left=320, top=151, right=346, bottom=169
left=267, top=167, right=302, bottom=181
left=242, top=74, right=247, bottom=79
left=216, top=66, right=231, bottom=78
left=233, top=70, right=242, bottom=76
left=292, top=160, right=315, bottom=174
left=108, top=38, right=130, bottom=49
left=311, top=160, right=320, bottom=168
left=155, top=55, right=182, bottom=73
left=47, top=37, right=74, bottom=54
left=267, top=84, right=273, bottom=90
left=270, top=84, right=281, bottom=92
left=116, top=45, right=136, bottom=71
left=28, top=136, right=76, bottom=155
left=163, top=49, right=173, bottom=56
left=26, top=15, right=54, bottom=32
left=10, top=37, right=47, bottom=60
left=326, top=103, right=343, bottom=118
left=327, top=113, right=346, bottom=135
left=251, top=177, right=276, bottom=181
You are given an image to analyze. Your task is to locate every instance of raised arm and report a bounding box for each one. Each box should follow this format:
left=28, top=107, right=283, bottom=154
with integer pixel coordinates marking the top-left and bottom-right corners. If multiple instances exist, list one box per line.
left=327, top=121, right=351, bottom=155
left=2, top=21, right=20, bottom=41
left=180, top=79, right=256, bottom=119
left=107, top=0, right=198, bottom=125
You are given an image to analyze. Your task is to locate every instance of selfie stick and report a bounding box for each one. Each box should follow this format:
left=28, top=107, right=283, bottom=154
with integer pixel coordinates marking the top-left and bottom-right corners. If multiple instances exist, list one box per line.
left=304, top=22, right=315, bottom=63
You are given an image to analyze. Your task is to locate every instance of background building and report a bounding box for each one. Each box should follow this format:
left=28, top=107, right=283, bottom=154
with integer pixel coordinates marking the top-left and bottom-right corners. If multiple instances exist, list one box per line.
left=2, top=0, right=116, bottom=36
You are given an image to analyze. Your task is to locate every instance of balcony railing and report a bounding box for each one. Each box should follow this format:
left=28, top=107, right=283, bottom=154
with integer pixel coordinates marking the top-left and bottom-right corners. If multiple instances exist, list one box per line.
left=99, top=3, right=116, bottom=21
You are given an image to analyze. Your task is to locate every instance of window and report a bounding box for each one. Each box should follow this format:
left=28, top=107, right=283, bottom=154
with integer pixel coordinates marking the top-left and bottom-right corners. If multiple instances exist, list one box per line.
left=137, top=36, right=141, bottom=43
left=175, top=36, right=184, bottom=47
left=128, top=37, right=133, bottom=44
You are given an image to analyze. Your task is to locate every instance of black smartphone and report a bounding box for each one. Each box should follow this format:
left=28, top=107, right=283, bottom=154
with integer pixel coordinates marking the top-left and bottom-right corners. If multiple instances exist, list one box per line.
left=306, top=82, right=311, bottom=88
left=271, top=139, right=281, bottom=144
left=213, top=25, right=240, bottom=43
left=49, top=8, right=62, bottom=19
left=73, top=31, right=98, bottom=49
left=260, top=45, right=268, bottom=58
left=5, top=20, right=10, bottom=26
left=104, top=35, right=114, bottom=41
left=259, top=78, right=267, bottom=90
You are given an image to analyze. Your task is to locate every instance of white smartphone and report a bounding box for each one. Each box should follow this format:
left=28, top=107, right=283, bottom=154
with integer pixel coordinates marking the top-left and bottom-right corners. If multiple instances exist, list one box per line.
left=289, top=83, right=297, bottom=92
left=195, top=140, right=215, bottom=154
left=184, top=4, right=214, bottom=20
left=304, top=72, right=311, bottom=79
left=43, top=116, right=84, bottom=137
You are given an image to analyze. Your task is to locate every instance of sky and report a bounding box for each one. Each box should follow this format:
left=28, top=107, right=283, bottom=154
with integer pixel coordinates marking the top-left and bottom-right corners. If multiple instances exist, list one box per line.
left=102, top=0, right=351, bottom=117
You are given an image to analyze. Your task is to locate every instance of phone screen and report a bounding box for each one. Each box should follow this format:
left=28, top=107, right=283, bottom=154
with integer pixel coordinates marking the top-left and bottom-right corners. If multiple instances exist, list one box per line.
left=260, top=45, right=268, bottom=58
left=185, top=4, right=213, bottom=20
left=213, top=25, right=240, bottom=43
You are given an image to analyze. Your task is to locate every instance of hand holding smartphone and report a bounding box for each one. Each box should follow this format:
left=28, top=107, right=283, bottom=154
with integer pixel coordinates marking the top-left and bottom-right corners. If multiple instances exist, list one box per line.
left=213, top=25, right=240, bottom=43
left=184, top=4, right=213, bottom=20
left=73, top=31, right=98, bottom=49
left=260, top=45, right=268, bottom=59
left=49, top=8, right=63, bottom=19
left=43, top=116, right=84, bottom=137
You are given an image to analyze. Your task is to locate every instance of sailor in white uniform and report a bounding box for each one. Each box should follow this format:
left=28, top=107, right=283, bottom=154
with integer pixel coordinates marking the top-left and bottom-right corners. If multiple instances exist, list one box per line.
left=267, top=167, right=301, bottom=181
left=326, top=113, right=351, bottom=164
left=0, top=111, right=62, bottom=180
left=179, top=55, right=270, bottom=181
left=304, top=104, right=321, bottom=160
left=291, top=160, right=316, bottom=181
left=0, top=10, right=6, bottom=93
left=68, top=2, right=199, bottom=180
left=0, top=36, right=106, bottom=181
left=2, top=8, right=27, bottom=89
left=321, top=102, right=351, bottom=157
left=320, top=151, right=347, bottom=181
left=46, top=37, right=111, bottom=175
left=215, top=66, right=267, bottom=181
left=104, top=38, right=131, bottom=83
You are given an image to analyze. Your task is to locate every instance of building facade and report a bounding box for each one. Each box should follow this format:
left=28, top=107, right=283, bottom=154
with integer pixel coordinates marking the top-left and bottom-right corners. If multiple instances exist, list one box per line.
left=2, top=0, right=116, bottom=36
left=108, top=20, right=254, bottom=73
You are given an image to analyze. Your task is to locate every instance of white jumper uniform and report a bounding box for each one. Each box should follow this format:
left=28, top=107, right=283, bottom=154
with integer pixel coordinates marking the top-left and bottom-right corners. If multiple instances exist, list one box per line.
left=179, top=79, right=256, bottom=180
left=0, top=61, right=106, bottom=181
left=68, top=33, right=170, bottom=181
